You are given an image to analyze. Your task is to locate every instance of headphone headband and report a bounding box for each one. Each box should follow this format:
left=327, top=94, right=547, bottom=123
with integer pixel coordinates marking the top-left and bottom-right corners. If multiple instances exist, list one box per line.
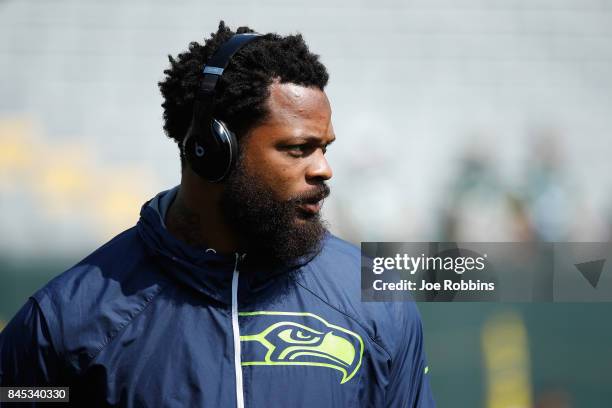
left=197, top=33, right=261, bottom=98
left=204, top=33, right=261, bottom=76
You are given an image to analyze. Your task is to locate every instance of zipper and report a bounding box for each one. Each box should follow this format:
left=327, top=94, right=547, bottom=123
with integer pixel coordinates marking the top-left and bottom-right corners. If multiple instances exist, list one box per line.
left=231, top=253, right=245, bottom=408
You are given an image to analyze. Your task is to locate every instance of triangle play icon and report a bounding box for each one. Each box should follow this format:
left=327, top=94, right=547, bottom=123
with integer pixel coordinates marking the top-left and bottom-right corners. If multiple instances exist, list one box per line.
left=574, top=259, right=605, bottom=289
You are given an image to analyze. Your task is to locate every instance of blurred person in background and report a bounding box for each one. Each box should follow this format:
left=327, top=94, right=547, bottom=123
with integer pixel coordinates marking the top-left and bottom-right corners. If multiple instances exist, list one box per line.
left=521, top=129, right=574, bottom=241
left=0, top=22, right=434, bottom=407
left=438, top=143, right=523, bottom=241
left=521, top=128, right=608, bottom=242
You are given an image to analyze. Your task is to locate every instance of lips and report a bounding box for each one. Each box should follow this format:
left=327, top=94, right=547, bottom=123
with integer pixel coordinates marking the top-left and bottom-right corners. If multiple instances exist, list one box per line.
left=295, top=185, right=329, bottom=216
left=298, top=200, right=323, bottom=215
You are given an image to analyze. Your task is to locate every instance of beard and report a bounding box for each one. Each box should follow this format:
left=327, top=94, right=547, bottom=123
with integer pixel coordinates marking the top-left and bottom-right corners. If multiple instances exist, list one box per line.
left=220, top=160, right=330, bottom=267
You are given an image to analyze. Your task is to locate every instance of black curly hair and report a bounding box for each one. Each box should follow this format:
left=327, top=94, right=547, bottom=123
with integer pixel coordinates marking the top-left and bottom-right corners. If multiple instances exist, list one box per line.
left=158, top=21, right=329, bottom=166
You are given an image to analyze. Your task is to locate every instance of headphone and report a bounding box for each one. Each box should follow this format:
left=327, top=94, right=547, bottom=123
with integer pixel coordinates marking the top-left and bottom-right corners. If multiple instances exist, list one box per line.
left=182, top=33, right=260, bottom=182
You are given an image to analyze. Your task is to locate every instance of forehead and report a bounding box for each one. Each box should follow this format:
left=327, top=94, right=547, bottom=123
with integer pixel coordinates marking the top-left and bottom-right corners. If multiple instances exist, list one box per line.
left=264, top=82, right=332, bottom=127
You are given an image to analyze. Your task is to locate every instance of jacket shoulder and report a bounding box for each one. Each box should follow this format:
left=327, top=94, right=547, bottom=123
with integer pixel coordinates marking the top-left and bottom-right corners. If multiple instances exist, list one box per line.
left=32, top=227, right=167, bottom=373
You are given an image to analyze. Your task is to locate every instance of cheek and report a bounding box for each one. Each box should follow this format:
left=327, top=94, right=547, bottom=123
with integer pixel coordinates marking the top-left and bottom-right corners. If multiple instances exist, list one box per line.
left=246, top=155, right=306, bottom=199
left=265, top=163, right=304, bottom=197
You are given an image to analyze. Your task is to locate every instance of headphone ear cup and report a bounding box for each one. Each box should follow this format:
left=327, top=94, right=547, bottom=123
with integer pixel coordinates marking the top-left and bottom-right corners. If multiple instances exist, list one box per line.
left=186, top=118, right=237, bottom=182
left=209, top=118, right=238, bottom=181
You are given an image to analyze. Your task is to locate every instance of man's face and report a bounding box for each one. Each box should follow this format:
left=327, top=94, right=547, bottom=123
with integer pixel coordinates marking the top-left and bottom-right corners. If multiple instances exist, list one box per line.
left=220, top=82, right=335, bottom=265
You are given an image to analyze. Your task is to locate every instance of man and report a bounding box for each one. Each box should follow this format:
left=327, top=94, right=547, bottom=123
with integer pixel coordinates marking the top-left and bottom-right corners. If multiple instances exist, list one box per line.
left=0, top=22, right=435, bottom=407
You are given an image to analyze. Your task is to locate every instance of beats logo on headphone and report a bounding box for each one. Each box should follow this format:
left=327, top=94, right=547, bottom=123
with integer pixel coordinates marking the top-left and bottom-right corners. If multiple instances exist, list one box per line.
left=182, top=33, right=260, bottom=182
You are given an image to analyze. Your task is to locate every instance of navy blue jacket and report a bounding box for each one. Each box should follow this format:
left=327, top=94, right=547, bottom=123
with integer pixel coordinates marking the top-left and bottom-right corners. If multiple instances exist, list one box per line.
left=0, top=189, right=435, bottom=407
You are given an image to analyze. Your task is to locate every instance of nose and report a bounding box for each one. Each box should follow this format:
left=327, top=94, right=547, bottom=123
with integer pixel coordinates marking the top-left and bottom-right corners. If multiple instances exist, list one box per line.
left=306, top=150, right=333, bottom=182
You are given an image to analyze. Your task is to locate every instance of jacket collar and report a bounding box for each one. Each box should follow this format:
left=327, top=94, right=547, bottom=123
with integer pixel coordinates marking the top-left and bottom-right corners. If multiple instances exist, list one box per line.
left=136, top=188, right=320, bottom=305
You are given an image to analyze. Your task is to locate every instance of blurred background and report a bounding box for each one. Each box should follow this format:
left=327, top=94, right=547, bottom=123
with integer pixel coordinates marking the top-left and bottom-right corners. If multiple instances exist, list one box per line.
left=1, top=0, right=611, bottom=406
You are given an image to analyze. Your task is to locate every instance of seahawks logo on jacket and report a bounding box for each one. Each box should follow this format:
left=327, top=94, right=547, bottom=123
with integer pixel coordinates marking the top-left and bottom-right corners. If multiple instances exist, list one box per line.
left=239, top=311, right=364, bottom=384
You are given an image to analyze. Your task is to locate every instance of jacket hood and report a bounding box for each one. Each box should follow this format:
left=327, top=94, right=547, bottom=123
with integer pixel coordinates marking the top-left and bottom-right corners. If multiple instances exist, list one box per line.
left=136, top=188, right=321, bottom=305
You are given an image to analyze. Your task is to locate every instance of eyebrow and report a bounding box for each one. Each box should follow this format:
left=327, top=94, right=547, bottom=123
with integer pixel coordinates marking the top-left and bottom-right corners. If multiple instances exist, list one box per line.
left=282, top=136, right=336, bottom=145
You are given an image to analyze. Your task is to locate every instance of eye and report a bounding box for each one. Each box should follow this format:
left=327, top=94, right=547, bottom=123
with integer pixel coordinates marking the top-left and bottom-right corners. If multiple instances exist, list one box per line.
left=284, top=144, right=311, bottom=157
left=278, top=328, right=322, bottom=345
